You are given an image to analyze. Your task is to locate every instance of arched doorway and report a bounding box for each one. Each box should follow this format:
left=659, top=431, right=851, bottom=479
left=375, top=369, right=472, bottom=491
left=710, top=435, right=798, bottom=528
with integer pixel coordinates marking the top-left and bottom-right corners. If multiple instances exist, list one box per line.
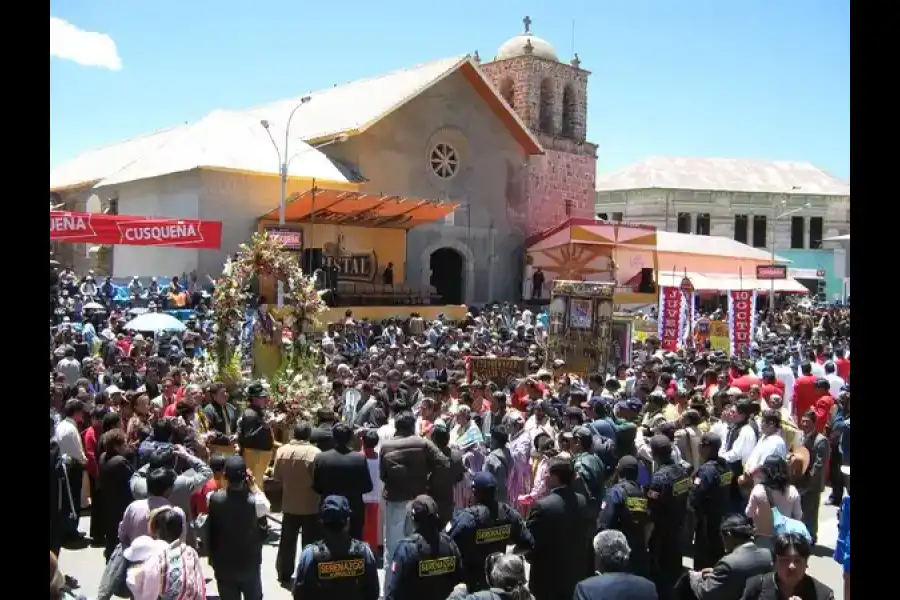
left=430, top=248, right=464, bottom=305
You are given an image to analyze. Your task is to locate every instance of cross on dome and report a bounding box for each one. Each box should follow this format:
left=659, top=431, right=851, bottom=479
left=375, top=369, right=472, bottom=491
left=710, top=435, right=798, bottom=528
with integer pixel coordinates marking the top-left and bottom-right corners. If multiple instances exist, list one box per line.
left=523, top=15, right=532, bottom=34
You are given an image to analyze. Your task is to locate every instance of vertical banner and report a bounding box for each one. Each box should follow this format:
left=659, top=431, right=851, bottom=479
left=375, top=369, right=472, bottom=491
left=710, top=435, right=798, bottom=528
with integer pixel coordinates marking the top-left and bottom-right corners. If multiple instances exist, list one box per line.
left=728, top=289, right=757, bottom=356
left=659, top=286, right=684, bottom=351
left=681, top=291, right=695, bottom=347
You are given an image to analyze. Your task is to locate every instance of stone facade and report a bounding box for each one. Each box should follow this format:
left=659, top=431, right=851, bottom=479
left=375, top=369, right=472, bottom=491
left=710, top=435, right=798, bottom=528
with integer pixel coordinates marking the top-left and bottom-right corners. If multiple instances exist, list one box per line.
left=51, top=187, right=115, bottom=275
left=480, top=52, right=597, bottom=236
left=595, top=188, right=851, bottom=250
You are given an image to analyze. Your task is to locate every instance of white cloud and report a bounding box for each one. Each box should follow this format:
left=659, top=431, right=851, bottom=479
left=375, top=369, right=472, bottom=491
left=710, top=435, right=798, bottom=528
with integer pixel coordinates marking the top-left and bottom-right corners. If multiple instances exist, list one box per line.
left=50, top=16, right=122, bottom=70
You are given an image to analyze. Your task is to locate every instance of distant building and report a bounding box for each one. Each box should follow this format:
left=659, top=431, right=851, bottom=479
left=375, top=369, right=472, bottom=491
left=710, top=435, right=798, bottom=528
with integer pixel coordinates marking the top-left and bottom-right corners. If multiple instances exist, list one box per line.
left=594, top=157, right=850, bottom=252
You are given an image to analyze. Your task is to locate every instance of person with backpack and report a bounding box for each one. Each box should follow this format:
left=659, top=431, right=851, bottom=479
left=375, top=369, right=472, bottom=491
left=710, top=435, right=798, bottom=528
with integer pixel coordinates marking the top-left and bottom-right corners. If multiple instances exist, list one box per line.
left=744, top=454, right=806, bottom=550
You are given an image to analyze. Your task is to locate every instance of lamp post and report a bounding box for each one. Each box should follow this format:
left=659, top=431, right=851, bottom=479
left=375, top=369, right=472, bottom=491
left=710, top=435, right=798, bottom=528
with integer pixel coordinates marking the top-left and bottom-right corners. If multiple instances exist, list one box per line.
left=260, top=97, right=349, bottom=307
left=768, top=186, right=808, bottom=319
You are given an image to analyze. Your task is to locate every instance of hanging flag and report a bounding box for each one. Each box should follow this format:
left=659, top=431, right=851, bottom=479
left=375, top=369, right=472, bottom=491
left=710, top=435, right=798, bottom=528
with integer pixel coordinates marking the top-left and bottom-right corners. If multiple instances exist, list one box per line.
left=658, top=286, right=684, bottom=351
left=728, top=289, right=757, bottom=356
left=50, top=211, right=222, bottom=249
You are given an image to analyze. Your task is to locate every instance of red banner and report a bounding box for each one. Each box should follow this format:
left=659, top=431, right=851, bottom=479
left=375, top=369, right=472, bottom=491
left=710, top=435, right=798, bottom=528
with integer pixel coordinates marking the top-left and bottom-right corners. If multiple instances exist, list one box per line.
left=729, top=289, right=757, bottom=357
left=50, top=211, right=222, bottom=249
left=659, top=286, right=684, bottom=351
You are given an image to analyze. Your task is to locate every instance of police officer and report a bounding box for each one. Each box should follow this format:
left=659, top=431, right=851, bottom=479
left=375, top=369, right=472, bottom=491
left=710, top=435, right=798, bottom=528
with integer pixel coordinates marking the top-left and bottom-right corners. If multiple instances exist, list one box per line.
left=293, top=495, right=380, bottom=600
left=646, top=435, right=691, bottom=600
left=448, top=472, right=534, bottom=593
left=688, top=432, right=730, bottom=570
left=386, top=494, right=464, bottom=600
left=597, top=455, right=650, bottom=577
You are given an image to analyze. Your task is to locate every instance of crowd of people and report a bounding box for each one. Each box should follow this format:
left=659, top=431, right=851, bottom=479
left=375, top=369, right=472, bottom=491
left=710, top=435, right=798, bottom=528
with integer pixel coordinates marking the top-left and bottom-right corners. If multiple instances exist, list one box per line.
left=50, top=263, right=851, bottom=600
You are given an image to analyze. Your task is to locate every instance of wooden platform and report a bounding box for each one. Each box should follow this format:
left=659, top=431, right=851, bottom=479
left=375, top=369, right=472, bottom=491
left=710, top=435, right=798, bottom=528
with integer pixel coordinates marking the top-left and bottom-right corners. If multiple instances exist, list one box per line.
left=314, top=304, right=468, bottom=329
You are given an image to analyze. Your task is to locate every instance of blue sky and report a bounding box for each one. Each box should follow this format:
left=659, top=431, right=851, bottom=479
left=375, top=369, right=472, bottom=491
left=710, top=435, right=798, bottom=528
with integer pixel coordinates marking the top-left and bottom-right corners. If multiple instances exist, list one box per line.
left=50, top=0, right=850, bottom=180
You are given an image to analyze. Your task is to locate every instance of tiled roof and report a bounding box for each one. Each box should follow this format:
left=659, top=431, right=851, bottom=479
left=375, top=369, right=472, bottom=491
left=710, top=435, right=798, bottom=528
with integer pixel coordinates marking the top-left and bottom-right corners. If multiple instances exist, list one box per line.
left=595, top=156, right=849, bottom=196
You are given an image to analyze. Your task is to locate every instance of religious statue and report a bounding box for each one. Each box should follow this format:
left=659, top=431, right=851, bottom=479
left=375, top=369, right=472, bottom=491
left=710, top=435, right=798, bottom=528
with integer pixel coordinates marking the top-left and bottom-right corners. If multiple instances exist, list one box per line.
left=252, top=295, right=283, bottom=380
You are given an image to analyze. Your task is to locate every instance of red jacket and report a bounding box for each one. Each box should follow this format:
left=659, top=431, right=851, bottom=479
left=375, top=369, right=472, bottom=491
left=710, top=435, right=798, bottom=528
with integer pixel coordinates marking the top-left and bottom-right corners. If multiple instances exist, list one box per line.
left=814, top=396, right=835, bottom=433
left=730, top=375, right=763, bottom=393
left=82, top=426, right=100, bottom=479
left=835, top=358, right=850, bottom=381
left=793, top=375, right=821, bottom=421
left=760, top=380, right=785, bottom=402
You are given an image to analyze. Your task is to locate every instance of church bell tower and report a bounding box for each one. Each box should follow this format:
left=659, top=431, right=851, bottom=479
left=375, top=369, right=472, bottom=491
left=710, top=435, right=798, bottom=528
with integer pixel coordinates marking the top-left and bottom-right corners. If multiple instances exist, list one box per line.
left=479, top=16, right=598, bottom=236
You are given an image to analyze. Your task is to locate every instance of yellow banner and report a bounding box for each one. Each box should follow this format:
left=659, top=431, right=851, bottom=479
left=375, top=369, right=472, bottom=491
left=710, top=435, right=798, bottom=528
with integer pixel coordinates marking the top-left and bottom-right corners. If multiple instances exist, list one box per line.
left=708, top=320, right=730, bottom=355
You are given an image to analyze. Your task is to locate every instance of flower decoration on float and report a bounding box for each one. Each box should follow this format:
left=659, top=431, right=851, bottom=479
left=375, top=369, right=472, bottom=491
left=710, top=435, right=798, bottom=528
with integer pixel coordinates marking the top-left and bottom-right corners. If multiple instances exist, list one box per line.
left=211, top=231, right=327, bottom=374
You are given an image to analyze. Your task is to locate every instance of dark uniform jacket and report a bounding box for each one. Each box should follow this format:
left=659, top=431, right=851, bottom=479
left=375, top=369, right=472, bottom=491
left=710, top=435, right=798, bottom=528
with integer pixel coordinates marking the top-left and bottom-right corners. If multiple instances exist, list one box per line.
left=294, top=536, right=380, bottom=600
left=385, top=532, right=463, bottom=600
left=523, top=485, right=594, bottom=600
left=203, top=402, right=238, bottom=444
left=206, top=488, right=264, bottom=574
left=238, top=406, right=274, bottom=452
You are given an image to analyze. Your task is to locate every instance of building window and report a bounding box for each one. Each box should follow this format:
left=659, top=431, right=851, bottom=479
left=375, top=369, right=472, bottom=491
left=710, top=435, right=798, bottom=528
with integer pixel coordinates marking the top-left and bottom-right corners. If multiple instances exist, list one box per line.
left=696, top=213, right=711, bottom=236
left=753, top=215, right=767, bottom=248
left=790, top=216, right=805, bottom=249
left=539, top=78, right=554, bottom=134
left=499, top=78, right=515, bottom=109
left=612, top=212, right=623, bottom=222
left=429, top=143, right=459, bottom=179
left=677, top=212, right=691, bottom=234
left=809, top=216, right=823, bottom=249
left=734, top=215, right=748, bottom=244
left=561, top=84, right=577, bottom=138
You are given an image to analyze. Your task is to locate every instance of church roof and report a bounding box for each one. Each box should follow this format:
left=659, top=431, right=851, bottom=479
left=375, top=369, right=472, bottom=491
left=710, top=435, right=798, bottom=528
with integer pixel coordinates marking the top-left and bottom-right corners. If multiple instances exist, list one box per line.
left=51, top=56, right=543, bottom=192
left=595, top=156, right=850, bottom=196
left=93, top=110, right=365, bottom=189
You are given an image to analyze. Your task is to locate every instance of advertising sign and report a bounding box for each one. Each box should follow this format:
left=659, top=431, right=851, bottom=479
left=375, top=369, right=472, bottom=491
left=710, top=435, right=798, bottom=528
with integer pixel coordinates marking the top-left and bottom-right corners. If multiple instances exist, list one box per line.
left=756, top=264, right=788, bottom=279
left=50, top=211, right=223, bottom=249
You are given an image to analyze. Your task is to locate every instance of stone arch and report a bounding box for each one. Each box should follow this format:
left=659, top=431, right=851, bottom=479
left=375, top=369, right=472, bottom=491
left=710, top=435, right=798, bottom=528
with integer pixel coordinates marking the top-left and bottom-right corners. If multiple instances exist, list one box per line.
left=419, top=238, right=475, bottom=305
left=499, top=78, right=516, bottom=109
left=561, top=84, right=577, bottom=139
left=539, top=78, right=555, bottom=134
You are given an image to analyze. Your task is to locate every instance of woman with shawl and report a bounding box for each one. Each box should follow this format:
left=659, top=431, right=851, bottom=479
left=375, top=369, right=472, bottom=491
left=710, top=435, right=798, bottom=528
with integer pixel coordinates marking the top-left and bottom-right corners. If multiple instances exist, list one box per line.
left=503, top=410, right=533, bottom=513
left=449, top=405, right=485, bottom=509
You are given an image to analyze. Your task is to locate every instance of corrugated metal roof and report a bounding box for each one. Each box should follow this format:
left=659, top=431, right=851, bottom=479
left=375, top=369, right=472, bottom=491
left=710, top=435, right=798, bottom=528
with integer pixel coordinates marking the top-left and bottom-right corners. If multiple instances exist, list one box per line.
left=93, top=110, right=364, bottom=188
left=242, top=56, right=467, bottom=142
left=596, top=156, right=850, bottom=196
left=657, top=230, right=790, bottom=262
left=50, top=127, right=183, bottom=191
left=52, top=55, right=542, bottom=192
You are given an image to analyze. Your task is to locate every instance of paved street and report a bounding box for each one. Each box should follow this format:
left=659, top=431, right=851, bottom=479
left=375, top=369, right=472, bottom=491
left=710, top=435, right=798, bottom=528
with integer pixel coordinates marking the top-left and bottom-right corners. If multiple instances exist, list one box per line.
left=61, top=490, right=844, bottom=599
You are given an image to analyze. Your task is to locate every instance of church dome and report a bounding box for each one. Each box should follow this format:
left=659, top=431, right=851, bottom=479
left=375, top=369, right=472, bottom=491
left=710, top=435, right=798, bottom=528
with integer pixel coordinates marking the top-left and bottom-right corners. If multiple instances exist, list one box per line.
left=496, top=33, right=559, bottom=62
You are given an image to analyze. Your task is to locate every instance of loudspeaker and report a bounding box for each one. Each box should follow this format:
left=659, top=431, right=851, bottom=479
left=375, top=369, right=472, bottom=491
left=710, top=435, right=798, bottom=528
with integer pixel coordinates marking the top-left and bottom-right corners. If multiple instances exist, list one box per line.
left=638, top=268, right=656, bottom=293
left=302, top=248, right=323, bottom=274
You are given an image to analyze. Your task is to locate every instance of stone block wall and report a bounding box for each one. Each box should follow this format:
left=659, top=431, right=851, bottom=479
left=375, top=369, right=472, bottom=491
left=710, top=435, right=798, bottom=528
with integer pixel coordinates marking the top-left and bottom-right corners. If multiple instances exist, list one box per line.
left=479, top=56, right=597, bottom=238
left=526, top=148, right=596, bottom=236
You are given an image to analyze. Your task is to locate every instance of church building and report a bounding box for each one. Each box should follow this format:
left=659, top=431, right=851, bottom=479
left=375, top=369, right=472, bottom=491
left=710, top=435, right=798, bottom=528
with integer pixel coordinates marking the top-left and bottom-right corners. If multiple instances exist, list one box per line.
left=50, top=18, right=596, bottom=305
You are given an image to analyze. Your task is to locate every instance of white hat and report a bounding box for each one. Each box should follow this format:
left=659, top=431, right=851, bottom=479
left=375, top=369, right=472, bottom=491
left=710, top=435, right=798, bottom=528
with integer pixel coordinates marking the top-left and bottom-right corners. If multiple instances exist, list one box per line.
left=122, top=535, right=167, bottom=563
left=106, top=385, right=122, bottom=395
left=840, top=465, right=850, bottom=476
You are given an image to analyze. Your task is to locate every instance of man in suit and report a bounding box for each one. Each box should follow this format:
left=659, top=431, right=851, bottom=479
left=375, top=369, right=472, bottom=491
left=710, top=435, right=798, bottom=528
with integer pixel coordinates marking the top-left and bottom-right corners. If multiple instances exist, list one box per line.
left=684, top=514, right=773, bottom=600
left=798, top=409, right=830, bottom=544
left=312, top=422, right=373, bottom=540
left=575, top=530, right=658, bottom=600
left=521, top=456, right=594, bottom=600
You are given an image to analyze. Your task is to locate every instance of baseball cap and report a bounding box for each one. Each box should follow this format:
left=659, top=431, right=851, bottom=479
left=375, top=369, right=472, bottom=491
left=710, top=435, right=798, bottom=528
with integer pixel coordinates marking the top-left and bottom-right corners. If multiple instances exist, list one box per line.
left=649, top=434, right=673, bottom=454
left=321, top=495, right=352, bottom=523
left=224, top=455, right=248, bottom=482
left=122, top=535, right=168, bottom=562
left=472, top=471, right=497, bottom=491
left=410, top=494, right=440, bottom=521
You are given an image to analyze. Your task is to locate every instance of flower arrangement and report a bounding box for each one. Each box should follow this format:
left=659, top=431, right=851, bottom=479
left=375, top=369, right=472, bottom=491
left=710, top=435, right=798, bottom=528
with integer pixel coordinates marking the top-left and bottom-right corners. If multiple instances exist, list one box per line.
left=211, top=231, right=327, bottom=373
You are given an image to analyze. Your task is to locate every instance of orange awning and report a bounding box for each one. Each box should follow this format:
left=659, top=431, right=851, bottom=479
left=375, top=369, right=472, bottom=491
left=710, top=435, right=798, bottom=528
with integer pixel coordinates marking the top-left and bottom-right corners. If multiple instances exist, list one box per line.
left=259, top=187, right=458, bottom=229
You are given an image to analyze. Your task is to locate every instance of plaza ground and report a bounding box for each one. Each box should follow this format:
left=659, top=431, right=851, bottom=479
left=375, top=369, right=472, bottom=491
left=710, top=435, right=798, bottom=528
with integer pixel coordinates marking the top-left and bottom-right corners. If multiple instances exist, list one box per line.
left=61, top=490, right=845, bottom=599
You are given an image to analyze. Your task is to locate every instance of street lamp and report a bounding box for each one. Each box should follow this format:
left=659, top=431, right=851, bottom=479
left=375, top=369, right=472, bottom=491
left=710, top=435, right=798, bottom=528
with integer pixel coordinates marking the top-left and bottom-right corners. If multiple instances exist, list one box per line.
left=769, top=186, right=809, bottom=318
left=260, top=96, right=349, bottom=306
